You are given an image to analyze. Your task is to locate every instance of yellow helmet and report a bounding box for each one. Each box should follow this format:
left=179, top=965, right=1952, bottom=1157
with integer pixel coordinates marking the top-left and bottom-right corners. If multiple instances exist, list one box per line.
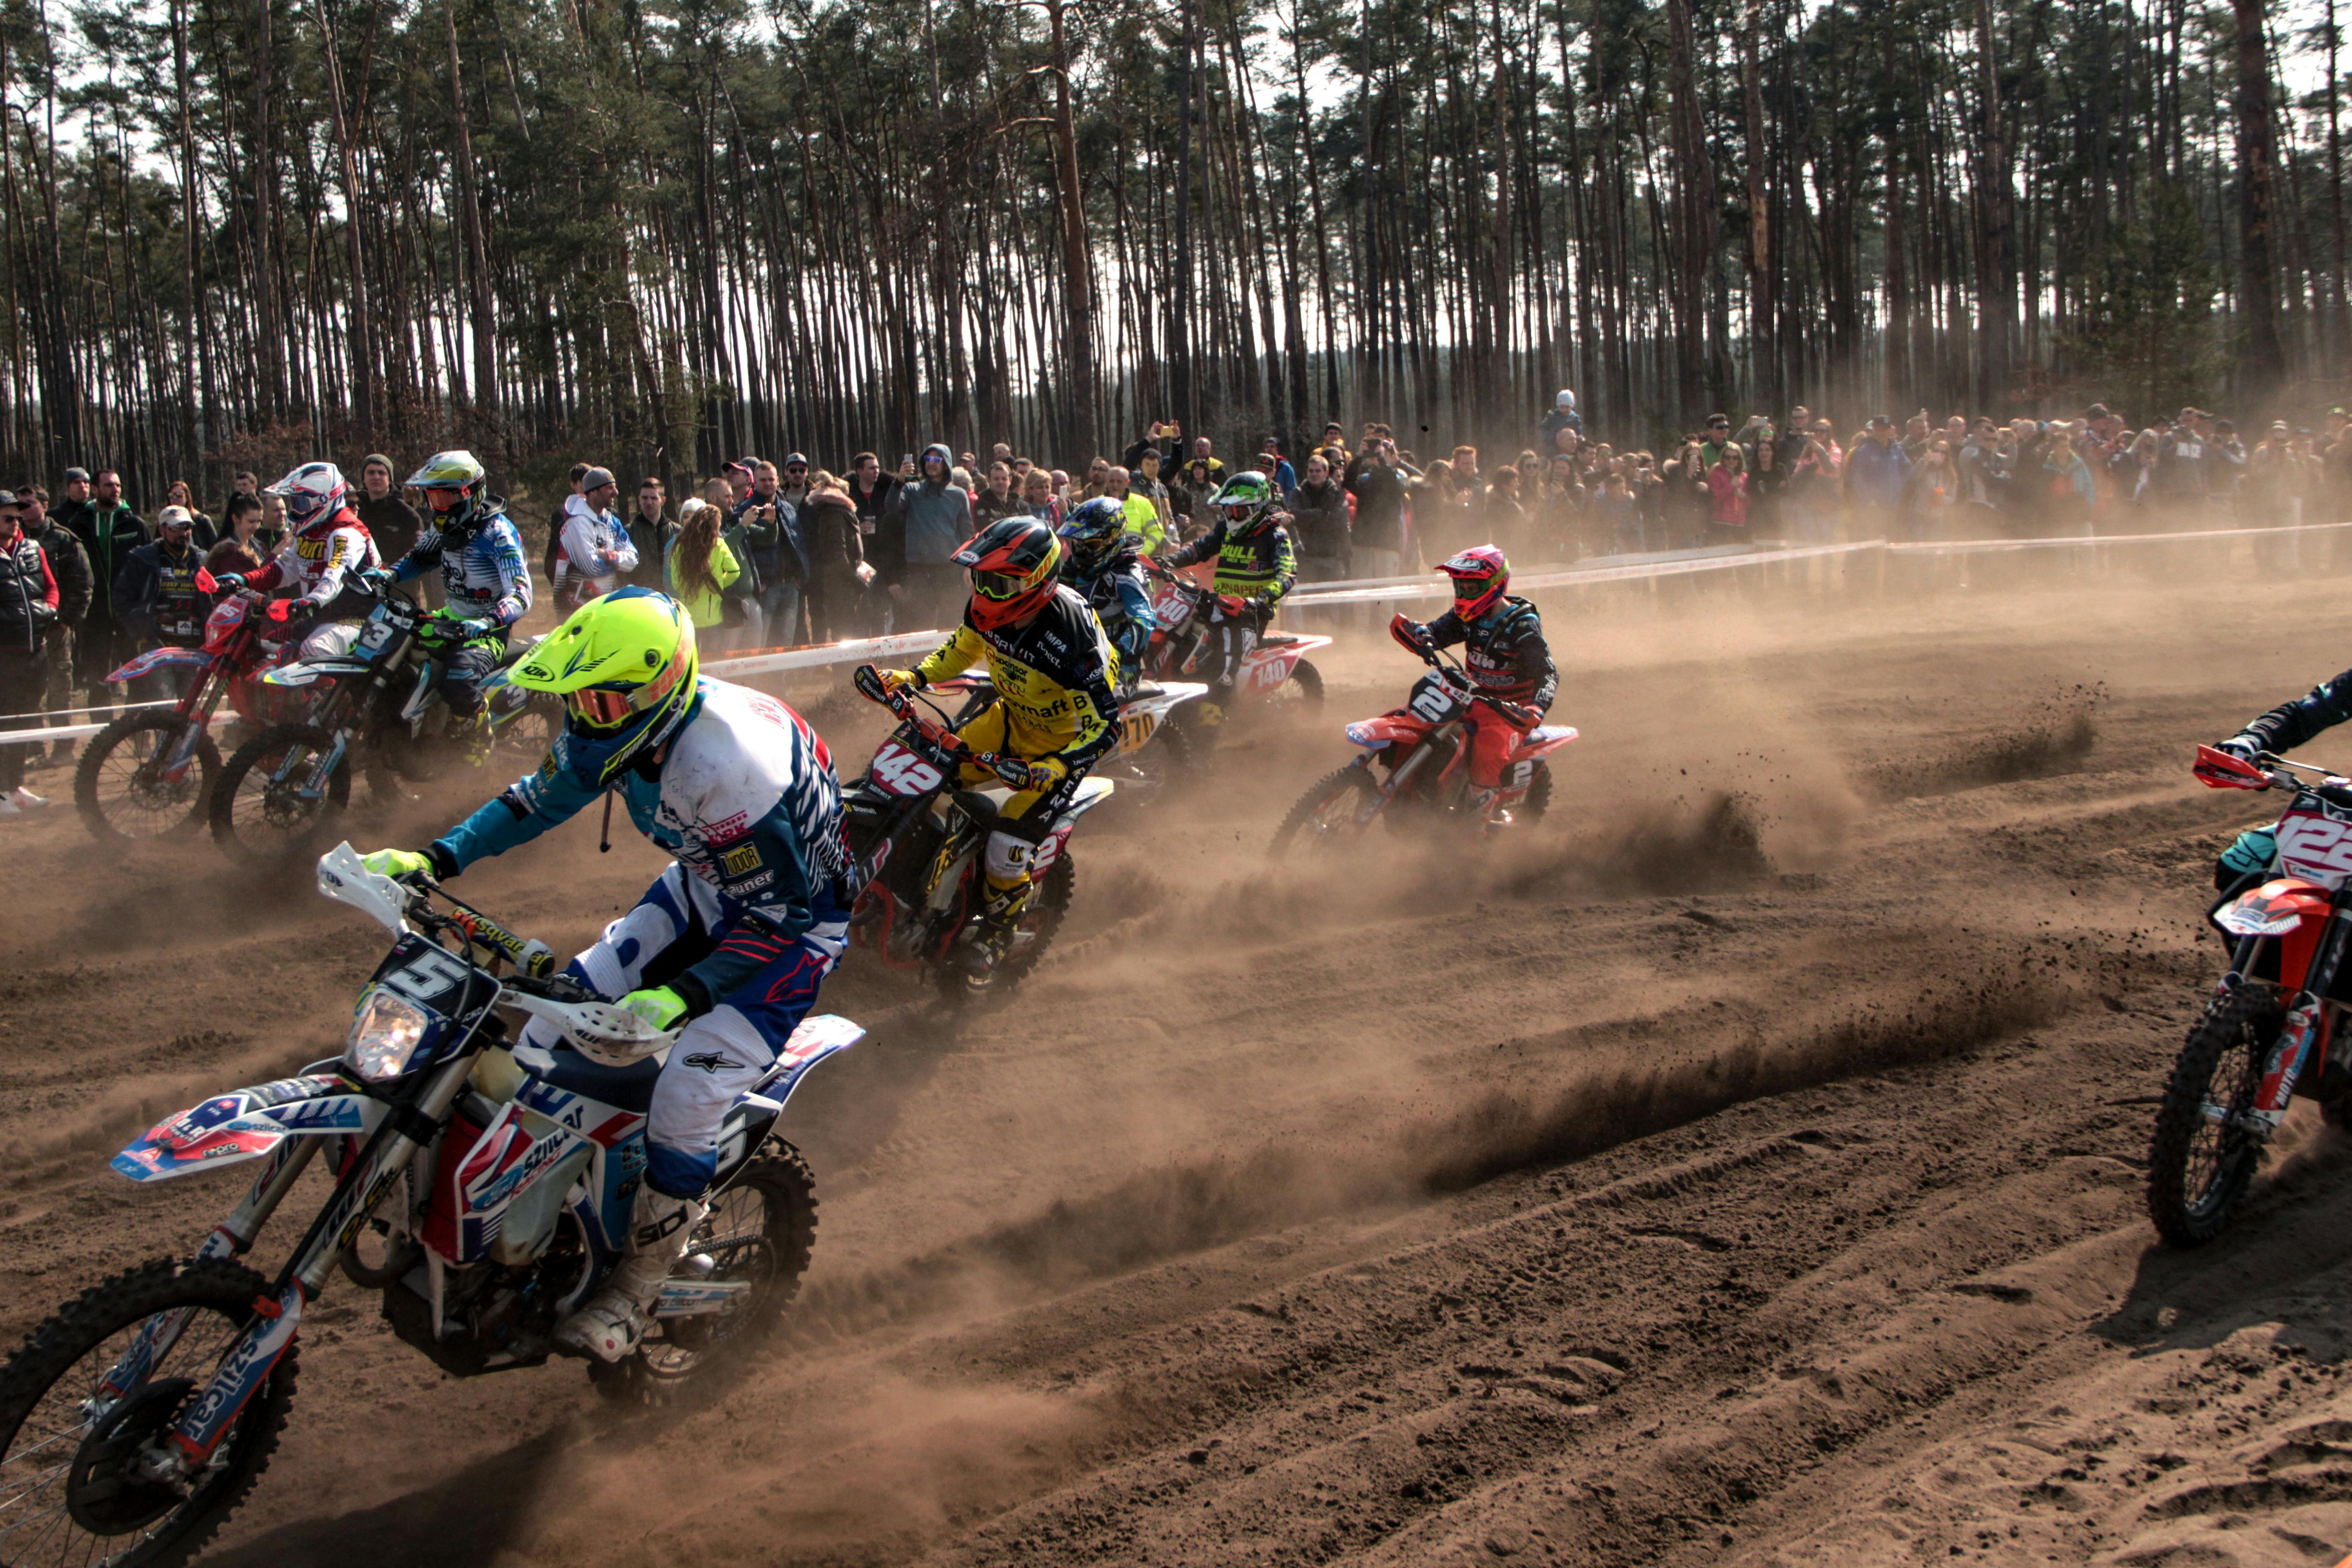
left=510, top=588, right=700, bottom=784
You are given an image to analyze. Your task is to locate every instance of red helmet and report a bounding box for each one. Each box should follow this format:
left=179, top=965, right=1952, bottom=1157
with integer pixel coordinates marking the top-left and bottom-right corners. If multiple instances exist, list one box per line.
left=955, top=516, right=1063, bottom=632
left=1438, top=545, right=1510, bottom=620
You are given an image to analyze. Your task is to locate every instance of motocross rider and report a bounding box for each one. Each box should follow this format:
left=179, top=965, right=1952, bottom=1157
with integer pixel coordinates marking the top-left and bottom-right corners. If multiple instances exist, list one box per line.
left=209, top=462, right=383, bottom=636
left=2209, top=672, right=2352, bottom=889
left=1057, top=496, right=1154, bottom=696
left=1393, top=545, right=1559, bottom=829
left=867, top=515, right=1121, bottom=978
left=1153, top=470, right=1295, bottom=731
left=359, top=588, right=859, bottom=1362
left=385, top=451, right=534, bottom=760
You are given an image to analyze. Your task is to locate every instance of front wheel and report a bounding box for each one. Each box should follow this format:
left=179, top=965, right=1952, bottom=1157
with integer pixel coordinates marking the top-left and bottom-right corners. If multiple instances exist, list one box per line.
left=210, top=723, right=352, bottom=863
left=1270, top=763, right=1381, bottom=858
left=2146, top=984, right=2283, bottom=1246
left=600, top=1145, right=819, bottom=1403
left=74, top=712, right=220, bottom=844
left=0, top=1257, right=297, bottom=1568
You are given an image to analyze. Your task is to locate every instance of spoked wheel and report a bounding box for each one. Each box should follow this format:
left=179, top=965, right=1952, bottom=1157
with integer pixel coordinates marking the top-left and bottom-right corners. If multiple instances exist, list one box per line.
left=931, top=852, right=1078, bottom=1005
left=209, top=723, right=352, bottom=863
left=2147, top=984, right=2282, bottom=1246
left=0, top=1258, right=296, bottom=1568
left=490, top=697, right=560, bottom=772
left=73, top=714, right=220, bottom=845
left=1269, top=764, right=1381, bottom=858
left=598, top=1147, right=818, bottom=1404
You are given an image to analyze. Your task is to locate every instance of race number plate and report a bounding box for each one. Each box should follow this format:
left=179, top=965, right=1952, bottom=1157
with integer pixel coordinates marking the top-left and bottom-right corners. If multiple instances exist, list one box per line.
left=2275, top=803, right=2352, bottom=889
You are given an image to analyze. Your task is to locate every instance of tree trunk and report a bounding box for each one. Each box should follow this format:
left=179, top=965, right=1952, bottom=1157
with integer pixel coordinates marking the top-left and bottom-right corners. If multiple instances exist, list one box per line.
left=444, top=0, right=497, bottom=419
left=1973, top=0, right=2011, bottom=408
left=2233, top=0, right=2285, bottom=390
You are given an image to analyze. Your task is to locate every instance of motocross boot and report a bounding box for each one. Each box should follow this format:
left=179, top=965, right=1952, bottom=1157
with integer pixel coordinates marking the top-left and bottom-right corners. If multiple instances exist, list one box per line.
left=450, top=711, right=494, bottom=768
left=554, top=1187, right=707, bottom=1362
left=962, top=879, right=1034, bottom=980
left=1465, top=785, right=1512, bottom=834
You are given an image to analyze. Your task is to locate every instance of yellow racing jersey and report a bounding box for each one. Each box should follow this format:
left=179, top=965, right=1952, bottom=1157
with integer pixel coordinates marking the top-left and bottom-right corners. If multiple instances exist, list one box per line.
left=914, top=584, right=1122, bottom=770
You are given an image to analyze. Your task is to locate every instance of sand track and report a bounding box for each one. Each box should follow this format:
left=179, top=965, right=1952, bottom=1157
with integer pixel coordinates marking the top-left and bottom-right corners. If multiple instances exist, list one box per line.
left=5, top=566, right=2351, bottom=1566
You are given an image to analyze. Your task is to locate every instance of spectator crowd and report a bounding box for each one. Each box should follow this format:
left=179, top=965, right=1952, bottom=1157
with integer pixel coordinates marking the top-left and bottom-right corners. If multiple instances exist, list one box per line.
left=0, top=390, right=2336, bottom=818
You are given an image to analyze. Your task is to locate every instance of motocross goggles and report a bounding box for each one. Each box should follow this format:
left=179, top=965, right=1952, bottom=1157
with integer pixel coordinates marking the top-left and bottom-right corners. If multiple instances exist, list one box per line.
left=564, top=654, right=687, bottom=730
left=970, top=567, right=1039, bottom=600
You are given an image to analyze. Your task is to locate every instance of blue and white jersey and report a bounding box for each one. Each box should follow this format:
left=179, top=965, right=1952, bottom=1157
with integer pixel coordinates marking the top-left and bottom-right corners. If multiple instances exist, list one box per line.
left=434, top=680, right=854, bottom=992
left=392, top=513, right=532, bottom=629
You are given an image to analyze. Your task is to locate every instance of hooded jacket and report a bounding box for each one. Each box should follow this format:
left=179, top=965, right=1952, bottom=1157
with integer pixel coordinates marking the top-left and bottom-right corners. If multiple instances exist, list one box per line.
left=877, top=443, right=973, bottom=583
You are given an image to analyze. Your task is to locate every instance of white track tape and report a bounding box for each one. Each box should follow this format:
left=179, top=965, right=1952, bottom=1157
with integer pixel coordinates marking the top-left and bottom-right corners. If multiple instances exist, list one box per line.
left=702, top=629, right=957, bottom=680
left=3, top=519, right=2334, bottom=747
left=1285, top=539, right=1884, bottom=605
left=1881, top=518, right=2352, bottom=553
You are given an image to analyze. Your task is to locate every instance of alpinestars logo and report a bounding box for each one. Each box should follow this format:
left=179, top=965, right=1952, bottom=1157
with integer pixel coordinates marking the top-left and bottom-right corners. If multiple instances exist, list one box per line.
left=682, top=1051, right=739, bottom=1074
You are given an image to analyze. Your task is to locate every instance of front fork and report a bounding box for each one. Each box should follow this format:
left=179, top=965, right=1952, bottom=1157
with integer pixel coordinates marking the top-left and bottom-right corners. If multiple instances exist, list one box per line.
left=2251, top=902, right=2352, bottom=1131
left=132, top=1054, right=474, bottom=1483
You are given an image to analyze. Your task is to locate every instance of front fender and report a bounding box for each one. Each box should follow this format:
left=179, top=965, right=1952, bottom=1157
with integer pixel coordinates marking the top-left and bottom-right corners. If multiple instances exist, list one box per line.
left=113, top=1073, right=384, bottom=1183
left=1346, top=714, right=1428, bottom=750
left=105, top=646, right=211, bottom=684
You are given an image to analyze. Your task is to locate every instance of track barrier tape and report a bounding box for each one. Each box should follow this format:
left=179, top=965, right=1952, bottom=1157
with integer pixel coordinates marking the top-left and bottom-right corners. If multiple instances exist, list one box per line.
left=4, top=517, right=2345, bottom=749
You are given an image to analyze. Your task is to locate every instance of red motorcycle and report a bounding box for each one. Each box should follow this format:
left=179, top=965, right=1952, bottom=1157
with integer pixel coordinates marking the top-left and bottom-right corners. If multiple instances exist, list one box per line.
left=1141, top=559, right=1330, bottom=715
left=73, top=577, right=304, bottom=843
left=2149, top=744, right=2352, bottom=1244
left=1271, top=616, right=1578, bottom=856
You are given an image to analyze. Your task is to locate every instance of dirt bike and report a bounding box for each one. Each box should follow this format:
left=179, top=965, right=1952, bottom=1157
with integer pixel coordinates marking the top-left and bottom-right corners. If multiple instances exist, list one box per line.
left=2147, top=744, right=2352, bottom=1245
left=1141, top=559, right=1329, bottom=717
left=842, top=664, right=1114, bottom=1000
left=0, top=843, right=857, bottom=1564
left=208, top=584, right=558, bottom=863
left=926, top=669, right=1208, bottom=807
left=1271, top=615, right=1578, bottom=857
left=73, top=584, right=313, bottom=844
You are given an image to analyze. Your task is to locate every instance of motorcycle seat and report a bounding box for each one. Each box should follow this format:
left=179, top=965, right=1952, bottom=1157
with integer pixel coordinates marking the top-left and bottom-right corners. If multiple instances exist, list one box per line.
left=951, top=789, right=1002, bottom=826
left=531, top=1045, right=660, bottom=1115
left=1259, top=633, right=1302, bottom=648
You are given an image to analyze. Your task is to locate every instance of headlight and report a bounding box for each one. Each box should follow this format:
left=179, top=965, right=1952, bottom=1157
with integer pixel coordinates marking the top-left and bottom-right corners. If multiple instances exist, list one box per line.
left=345, top=988, right=431, bottom=1082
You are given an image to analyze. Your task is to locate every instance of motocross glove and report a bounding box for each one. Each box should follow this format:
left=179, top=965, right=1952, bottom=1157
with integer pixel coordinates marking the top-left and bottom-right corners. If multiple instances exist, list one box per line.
left=361, top=848, right=434, bottom=880
left=990, top=755, right=1063, bottom=793
left=2214, top=733, right=2264, bottom=762
left=615, top=986, right=690, bottom=1031
left=881, top=668, right=923, bottom=693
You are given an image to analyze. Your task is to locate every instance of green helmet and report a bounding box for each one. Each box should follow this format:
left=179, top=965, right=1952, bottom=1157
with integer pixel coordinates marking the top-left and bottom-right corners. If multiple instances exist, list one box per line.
left=1210, top=470, right=1279, bottom=536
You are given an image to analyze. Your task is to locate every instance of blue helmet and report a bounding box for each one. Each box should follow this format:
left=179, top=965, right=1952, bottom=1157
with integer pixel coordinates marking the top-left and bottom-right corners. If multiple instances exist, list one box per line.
left=1058, top=496, right=1130, bottom=572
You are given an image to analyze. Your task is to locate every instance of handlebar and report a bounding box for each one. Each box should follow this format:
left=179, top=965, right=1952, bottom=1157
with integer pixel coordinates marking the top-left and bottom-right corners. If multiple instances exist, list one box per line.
left=1388, top=614, right=1540, bottom=729
left=853, top=664, right=1048, bottom=791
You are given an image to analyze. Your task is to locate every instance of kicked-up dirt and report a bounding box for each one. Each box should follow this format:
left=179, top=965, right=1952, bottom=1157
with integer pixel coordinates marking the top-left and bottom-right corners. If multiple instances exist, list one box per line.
left=5, top=549, right=2352, bottom=1567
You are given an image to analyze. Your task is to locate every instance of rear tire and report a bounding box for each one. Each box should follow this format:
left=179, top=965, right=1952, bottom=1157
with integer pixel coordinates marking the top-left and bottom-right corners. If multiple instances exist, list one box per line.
left=1103, top=714, right=1194, bottom=804
left=2147, top=984, right=2282, bottom=1246
left=1284, top=658, right=1325, bottom=711
left=74, top=713, right=220, bottom=844
left=602, top=1145, right=818, bottom=1404
left=1270, top=764, right=1380, bottom=858
left=210, top=723, right=352, bottom=863
left=0, top=1257, right=296, bottom=1568
left=932, top=850, right=1077, bottom=1003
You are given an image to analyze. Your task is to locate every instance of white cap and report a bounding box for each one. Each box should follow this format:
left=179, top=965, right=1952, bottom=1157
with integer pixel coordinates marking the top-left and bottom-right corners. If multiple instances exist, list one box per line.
left=1557, top=389, right=1577, bottom=409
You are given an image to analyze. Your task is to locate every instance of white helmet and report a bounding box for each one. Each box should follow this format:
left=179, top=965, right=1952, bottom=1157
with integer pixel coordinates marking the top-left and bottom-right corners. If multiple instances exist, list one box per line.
left=269, top=462, right=349, bottom=533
